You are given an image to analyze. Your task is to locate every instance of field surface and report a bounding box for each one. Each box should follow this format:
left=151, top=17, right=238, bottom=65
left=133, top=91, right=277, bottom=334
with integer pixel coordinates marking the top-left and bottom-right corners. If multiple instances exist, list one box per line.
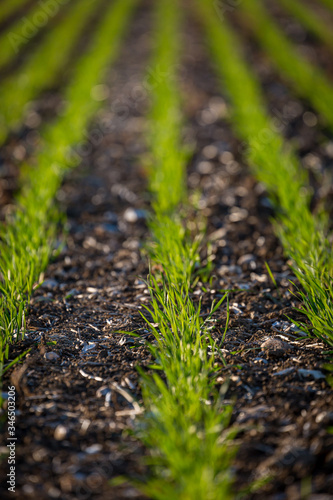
left=0, top=1, right=333, bottom=499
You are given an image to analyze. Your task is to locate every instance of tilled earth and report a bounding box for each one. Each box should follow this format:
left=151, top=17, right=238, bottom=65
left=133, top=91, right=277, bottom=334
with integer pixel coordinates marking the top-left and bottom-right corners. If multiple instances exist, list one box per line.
left=0, top=2, right=333, bottom=499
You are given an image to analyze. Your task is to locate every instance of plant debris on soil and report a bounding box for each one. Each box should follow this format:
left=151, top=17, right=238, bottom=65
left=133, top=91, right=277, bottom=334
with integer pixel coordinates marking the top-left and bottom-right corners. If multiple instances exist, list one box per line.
left=0, top=2, right=333, bottom=499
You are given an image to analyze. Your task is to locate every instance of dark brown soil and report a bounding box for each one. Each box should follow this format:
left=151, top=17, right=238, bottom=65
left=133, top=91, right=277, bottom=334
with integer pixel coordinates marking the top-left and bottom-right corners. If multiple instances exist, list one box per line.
left=0, top=2, right=333, bottom=500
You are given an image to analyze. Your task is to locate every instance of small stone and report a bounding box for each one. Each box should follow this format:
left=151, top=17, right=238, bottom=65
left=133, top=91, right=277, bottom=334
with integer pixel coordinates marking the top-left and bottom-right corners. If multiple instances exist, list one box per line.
left=202, top=144, right=218, bottom=159
left=32, top=447, right=48, bottom=462
left=237, top=405, right=271, bottom=423
left=238, top=283, right=251, bottom=290
left=303, top=111, right=317, bottom=127
left=315, top=412, right=328, bottom=424
left=22, top=485, right=34, bottom=495
left=84, top=444, right=102, bottom=454
left=237, top=254, right=256, bottom=266
left=298, top=369, right=325, bottom=380
left=197, top=161, right=214, bottom=174
left=272, top=367, right=295, bottom=377
left=123, top=207, right=146, bottom=223
left=217, top=264, right=242, bottom=276
left=81, top=343, right=97, bottom=354
left=54, top=425, right=67, bottom=440
left=254, top=357, right=268, bottom=364
left=41, top=279, right=58, bottom=290
left=261, top=338, right=291, bottom=357
left=230, top=303, right=243, bottom=315
left=44, top=352, right=60, bottom=361
left=229, top=207, right=248, bottom=222
left=47, top=486, right=61, bottom=498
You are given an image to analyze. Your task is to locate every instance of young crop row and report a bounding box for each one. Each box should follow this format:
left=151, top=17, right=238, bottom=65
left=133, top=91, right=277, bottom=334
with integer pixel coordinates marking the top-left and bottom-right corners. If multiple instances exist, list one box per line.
left=238, top=0, right=333, bottom=132
left=0, top=0, right=105, bottom=146
left=197, top=0, right=333, bottom=344
left=0, top=0, right=138, bottom=379
left=132, top=1, right=236, bottom=497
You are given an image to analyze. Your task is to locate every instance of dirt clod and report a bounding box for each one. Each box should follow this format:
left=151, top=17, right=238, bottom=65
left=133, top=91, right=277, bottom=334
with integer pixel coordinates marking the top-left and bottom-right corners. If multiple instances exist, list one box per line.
left=261, top=337, right=292, bottom=357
